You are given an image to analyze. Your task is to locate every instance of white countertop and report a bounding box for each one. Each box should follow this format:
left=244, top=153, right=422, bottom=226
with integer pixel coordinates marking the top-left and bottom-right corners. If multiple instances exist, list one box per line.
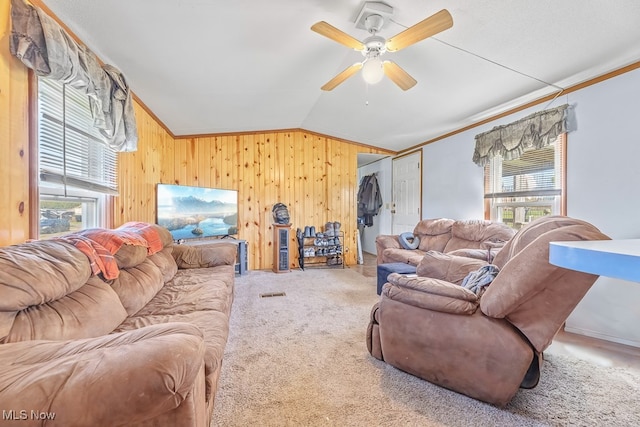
left=549, top=239, right=640, bottom=282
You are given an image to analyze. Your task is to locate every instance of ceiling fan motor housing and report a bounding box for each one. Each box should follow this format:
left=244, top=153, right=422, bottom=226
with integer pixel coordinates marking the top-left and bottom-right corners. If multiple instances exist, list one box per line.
left=355, top=2, right=394, bottom=32
left=364, top=14, right=385, bottom=34
left=363, top=34, right=386, bottom=54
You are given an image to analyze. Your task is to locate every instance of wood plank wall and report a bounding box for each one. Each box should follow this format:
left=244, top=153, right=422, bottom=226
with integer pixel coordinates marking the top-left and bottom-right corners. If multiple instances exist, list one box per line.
left=0, top=1, right=30, bottom=246
left=115, top=129, right=391, bottom=270
left=1, top=3, right=392, bottom=266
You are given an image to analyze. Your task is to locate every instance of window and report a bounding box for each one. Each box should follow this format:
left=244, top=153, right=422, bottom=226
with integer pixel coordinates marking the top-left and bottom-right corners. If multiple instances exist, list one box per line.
left=484, top=134, right=565, bottom=229
left=37, top=78, right=117, bottom=238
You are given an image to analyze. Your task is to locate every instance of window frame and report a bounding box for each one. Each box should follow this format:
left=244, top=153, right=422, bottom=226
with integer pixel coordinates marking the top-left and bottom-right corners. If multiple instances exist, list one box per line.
left=483, top=133, right=567, bottom=225
left=29, top=71, right=116, bottom=239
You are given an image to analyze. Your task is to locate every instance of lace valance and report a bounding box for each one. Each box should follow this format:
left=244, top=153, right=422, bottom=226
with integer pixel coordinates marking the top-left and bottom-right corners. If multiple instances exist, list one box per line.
left=9, top=0, right=138, bottom=152
left=472, top=104, right=570, bottom=166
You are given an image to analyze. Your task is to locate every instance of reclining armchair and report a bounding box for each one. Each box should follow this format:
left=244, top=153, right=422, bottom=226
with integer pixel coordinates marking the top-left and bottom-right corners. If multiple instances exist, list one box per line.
left=367, top=216, right=610, bottom=407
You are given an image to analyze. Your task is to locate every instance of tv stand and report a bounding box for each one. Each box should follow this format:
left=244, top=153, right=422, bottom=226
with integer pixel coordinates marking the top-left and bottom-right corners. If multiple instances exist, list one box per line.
left=183, top=238, right=248, bottom=275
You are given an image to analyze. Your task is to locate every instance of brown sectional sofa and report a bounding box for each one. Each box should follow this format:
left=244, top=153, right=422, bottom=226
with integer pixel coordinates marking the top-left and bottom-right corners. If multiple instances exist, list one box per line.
left=375, top=218, right=516, bottom=265
left=0, top=222, right=236, bottom=426
left=368, top=216, right=610, bottom=406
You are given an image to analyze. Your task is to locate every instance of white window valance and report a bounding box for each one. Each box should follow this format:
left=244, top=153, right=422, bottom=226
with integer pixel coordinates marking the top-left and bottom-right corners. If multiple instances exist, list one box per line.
left=472, top=104, right=571, bottom=167
left=9, top=0, right=138, bottom=152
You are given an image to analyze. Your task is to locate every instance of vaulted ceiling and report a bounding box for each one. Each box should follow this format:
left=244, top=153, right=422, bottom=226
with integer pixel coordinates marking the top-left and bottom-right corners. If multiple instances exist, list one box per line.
left=40, top=0, right=640, bottom=152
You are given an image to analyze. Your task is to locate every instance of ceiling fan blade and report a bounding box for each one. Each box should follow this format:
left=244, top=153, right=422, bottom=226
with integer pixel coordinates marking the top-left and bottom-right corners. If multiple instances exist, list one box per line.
left=385, top=9, right=453, bottom=52
left=383, top=61, right=417, bottom=91
left=311, top=21, right=365, bottom=51
left=321, top=63, right=363, bottom=91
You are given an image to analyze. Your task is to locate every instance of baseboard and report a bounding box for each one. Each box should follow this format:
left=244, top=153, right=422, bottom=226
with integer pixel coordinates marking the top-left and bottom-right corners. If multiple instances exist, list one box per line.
left=564, top=326, right=640, bottom=348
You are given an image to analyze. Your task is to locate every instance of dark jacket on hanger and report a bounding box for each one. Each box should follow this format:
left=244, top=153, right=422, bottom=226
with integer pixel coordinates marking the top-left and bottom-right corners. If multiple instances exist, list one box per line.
left=357, top=174, right=383, bottom=227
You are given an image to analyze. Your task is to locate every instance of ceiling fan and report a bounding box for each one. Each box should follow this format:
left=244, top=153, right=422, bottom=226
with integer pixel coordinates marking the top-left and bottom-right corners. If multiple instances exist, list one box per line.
left=311, top=3, right=453, bottom=91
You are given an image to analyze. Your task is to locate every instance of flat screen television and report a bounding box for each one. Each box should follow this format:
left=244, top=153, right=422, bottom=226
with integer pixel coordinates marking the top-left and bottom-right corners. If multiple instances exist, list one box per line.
left=156, top=184, right=238, bottom=240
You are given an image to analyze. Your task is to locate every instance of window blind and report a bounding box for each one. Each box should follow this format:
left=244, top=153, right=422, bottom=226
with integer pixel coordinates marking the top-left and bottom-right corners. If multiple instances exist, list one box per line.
left=38, top=78, right=118, bottom=195
left=484, top=134, right=565, bottom=200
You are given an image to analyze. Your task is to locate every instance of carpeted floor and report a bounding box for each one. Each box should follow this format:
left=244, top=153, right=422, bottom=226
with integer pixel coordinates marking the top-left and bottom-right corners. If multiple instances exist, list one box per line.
left=211, top=268, right=640, bottom=427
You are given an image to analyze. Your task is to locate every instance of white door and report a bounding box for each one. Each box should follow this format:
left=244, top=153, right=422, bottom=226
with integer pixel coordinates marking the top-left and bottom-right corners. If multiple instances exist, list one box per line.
left=392, top=151, right=422, bottom=234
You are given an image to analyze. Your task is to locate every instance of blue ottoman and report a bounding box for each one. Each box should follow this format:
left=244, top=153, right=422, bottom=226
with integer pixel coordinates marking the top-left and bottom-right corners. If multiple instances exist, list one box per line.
left=377, top=262, right=417, bottom=295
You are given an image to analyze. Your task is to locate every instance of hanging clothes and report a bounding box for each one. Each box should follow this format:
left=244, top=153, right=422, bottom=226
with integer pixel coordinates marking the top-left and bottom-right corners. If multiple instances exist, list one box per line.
left=10, top=0, right=138, bottom=152
left=357, top=174, right=383, bottom=227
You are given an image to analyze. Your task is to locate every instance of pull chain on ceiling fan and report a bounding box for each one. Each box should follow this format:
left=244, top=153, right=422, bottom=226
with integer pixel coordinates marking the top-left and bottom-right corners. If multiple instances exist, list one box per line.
left=311, top=3, right=453, bottom=91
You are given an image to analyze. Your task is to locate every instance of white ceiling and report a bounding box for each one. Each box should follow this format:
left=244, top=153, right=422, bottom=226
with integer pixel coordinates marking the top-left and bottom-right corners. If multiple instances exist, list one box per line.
left=41, top=0, right=640, bottom=153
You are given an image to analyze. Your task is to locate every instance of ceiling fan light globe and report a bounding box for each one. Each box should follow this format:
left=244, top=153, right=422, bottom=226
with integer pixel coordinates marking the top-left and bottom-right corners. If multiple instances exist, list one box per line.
left=362, top=57, right=384, bottom=84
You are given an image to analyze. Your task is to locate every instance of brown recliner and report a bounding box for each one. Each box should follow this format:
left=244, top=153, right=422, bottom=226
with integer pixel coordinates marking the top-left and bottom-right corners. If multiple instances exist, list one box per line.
left=367, top=216, right=610, bottom=407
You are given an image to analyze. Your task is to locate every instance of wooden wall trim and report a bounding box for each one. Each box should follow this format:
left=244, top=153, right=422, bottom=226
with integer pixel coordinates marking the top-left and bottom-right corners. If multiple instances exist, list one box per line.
left=1, top=0, right=30, bottom=244
left=28, top=70, right=39, bottom=239
left=174, top=128, right=397, bottom=155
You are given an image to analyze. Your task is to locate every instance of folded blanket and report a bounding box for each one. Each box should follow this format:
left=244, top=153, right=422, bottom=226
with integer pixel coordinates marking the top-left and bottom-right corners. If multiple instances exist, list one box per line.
left=77, top=227, right=148, bottom=256
left=54, top=234, right=120, bottom=280
left=461, top=264, right=499, bottom=295
left=117, top=222, right=164, bottom=255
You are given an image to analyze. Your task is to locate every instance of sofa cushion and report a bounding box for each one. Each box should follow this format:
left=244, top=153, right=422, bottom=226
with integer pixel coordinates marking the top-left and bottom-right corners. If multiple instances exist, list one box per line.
left=172, top=243, right=237, bottom=269
left=416, top=251, right=488, bottom=284
left=110, top=258, right=166, bottom=316
left=0, top=240, right=91, bottom=311
left=0, top=323, right=206, bottom=427
left=148, top=247, right=179, bottom=283
left=384, top=273, right=479, bottom=315
left=4, top=277, right=127, bottom=342
left=115, top=265, right=235, bottom=405
left=443, top=220, right=515, bottom=253
left=113, top=244, right=148, bottom=268
left=413, top=218, right=454, bottom=252
left=129, top=266, right=235, bottom=319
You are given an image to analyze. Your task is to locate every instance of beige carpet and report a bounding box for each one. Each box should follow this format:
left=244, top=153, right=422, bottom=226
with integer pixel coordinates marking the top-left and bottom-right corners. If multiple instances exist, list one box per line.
left=211, top=268, right=640, bottom=427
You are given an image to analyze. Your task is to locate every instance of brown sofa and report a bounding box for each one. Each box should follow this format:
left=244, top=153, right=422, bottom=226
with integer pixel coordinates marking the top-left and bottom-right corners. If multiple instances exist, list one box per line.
left=375, top=218, right=515, bottom=266
left=367, top=216, right=610, bottom=406
left=0, top=222, right=237, bottom=426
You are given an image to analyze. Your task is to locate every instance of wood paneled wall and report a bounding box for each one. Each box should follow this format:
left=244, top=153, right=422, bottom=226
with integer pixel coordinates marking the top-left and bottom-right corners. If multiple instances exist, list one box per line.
left=1, top=2, right=392, bottom=267
left=115, top=129, right=391, bottom=270
left=0, top=0, right=30, bottom=246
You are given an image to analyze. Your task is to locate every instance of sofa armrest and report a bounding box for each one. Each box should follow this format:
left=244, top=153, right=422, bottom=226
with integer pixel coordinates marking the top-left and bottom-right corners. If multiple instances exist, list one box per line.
left=383, top=273, right=479, bottom=315
left=416, top=251, right=488, bottom=284
left=0, top=323, right=205, bottom=427
left=172, top=242, right=237, bottom=268
left=375, top=234, right=402, bottom=264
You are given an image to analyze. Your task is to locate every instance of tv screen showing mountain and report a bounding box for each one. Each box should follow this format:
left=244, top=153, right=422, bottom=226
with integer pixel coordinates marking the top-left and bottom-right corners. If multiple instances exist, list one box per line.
left=156, top=184, right=238, bottom=239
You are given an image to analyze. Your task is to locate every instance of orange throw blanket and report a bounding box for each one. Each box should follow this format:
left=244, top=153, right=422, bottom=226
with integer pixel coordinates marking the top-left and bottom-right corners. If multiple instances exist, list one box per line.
left=59, top=223, right=164, bottom=279
left=55, top=234, right=120, bottom=280
left=117, top=222, right=164, bottom=255
left=77, top=227, right=148, bottom=256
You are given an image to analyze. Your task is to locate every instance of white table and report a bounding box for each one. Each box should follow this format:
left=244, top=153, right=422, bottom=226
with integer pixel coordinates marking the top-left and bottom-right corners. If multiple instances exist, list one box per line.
left=549, top=239, right=640, bottom=282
